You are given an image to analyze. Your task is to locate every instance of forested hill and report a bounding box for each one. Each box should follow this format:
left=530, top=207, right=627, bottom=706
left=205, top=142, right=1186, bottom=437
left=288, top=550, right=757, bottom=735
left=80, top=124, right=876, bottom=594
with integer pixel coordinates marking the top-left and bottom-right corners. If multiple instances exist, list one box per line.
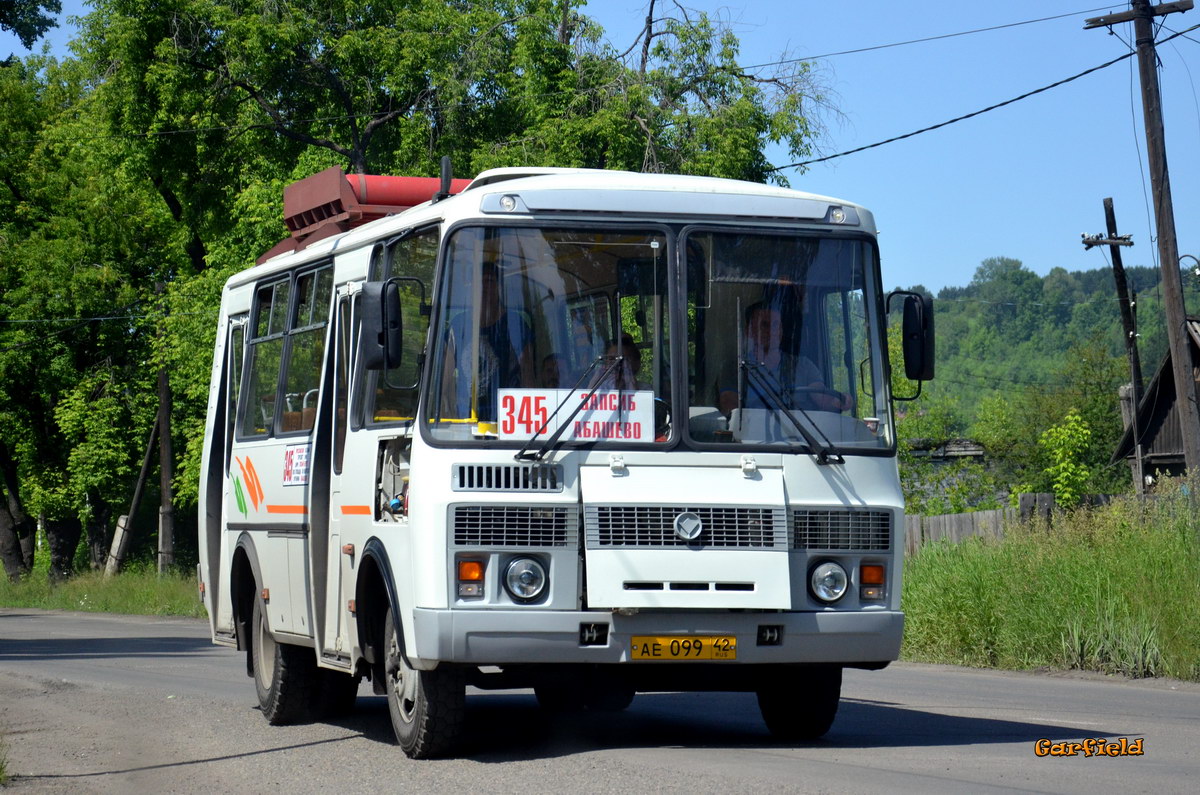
left=891, top=255, right=1200, bottom=511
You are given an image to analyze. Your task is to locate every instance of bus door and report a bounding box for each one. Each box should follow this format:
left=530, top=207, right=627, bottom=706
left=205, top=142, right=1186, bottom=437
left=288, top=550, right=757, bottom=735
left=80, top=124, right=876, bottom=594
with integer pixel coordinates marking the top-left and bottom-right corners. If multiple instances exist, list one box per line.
left=211, top=314, right=247, bottom=638
left=232, top=266, right=332, bottom=637
left=319, top=287, right=359, bottom=661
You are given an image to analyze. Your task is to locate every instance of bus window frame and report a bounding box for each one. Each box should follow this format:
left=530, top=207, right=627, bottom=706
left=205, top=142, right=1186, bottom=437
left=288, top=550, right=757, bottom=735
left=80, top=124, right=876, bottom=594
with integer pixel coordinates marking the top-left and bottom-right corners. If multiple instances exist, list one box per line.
left=236, top=260, right=334, bottom=442
left=676, top=223, right=896, bottom=457
left=417, top=218, right=680, bottom=453
left=225, top=314, right=248, bottom=472
left=354, top=224, right=440, bottom=432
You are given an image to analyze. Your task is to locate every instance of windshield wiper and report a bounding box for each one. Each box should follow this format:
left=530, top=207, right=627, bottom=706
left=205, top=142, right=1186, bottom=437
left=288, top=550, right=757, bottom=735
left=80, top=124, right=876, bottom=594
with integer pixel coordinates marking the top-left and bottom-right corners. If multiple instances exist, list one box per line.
left=513, top=355, right=622, bottom=462
left=740, top=361, right=844, bottom=465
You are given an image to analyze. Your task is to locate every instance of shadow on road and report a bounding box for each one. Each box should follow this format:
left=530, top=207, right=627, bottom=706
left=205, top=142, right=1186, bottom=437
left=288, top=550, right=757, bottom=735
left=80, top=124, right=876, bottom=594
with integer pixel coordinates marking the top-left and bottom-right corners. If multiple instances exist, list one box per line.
left=330, top=689, right=1132, bottom=762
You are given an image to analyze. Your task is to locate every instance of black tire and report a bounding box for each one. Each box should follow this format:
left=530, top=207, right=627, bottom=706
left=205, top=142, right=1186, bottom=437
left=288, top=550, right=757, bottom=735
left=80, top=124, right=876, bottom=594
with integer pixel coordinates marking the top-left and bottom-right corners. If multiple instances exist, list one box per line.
left=383, top=608, right=465, bottom=759
left=756, top=665, right=842, bottom=742
left=251, top=594, right=317, bottom=725
left=314, top=668, right=360, bottom=718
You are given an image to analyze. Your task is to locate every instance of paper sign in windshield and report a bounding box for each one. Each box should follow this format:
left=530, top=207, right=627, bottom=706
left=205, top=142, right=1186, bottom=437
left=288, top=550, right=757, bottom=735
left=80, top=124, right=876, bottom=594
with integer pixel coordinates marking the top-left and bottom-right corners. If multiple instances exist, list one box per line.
left=497, top=389, right=654, bottom=442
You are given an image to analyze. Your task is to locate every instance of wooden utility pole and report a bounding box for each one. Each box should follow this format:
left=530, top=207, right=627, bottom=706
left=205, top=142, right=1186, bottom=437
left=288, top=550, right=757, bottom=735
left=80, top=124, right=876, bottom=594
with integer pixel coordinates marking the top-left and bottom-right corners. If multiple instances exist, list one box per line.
left=1086, top=0, right=1200, bottom=473
left=156, top=282, right=175, bottom=573
left=1083, top=198, right=1146, bottom=490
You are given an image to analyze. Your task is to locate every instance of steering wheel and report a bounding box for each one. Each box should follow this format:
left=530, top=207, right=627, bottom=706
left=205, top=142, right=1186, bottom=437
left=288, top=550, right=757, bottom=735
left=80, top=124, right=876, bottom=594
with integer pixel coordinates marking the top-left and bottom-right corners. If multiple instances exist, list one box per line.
left=790, top=386, right=849, bottom=413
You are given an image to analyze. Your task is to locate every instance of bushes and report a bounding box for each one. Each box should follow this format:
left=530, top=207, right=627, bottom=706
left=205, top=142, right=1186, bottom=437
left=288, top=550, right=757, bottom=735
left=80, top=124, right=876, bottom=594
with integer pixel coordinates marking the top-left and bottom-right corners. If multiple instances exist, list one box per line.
left=902, top=481, right=1200, bottom=681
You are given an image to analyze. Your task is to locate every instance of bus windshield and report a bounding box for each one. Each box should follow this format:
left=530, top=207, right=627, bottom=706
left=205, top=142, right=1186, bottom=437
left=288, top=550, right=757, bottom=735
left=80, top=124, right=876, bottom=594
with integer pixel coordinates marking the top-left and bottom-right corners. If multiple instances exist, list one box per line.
left=425, top=226, right=670, bottom=445
left=684, top=230, right=893, bottom=451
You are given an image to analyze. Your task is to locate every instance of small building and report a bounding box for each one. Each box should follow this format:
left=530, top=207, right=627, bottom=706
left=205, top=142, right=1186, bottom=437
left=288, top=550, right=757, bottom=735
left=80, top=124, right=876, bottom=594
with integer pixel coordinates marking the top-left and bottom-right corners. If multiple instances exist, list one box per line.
left=1112, top=318, right=1200, bottom=485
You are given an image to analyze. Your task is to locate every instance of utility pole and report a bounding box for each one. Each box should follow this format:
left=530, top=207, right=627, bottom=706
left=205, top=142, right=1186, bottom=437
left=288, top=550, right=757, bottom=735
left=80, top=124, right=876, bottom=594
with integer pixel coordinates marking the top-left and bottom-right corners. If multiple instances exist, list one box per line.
left=1086, top=0, right=1200, bottom=473
left=156, top=282, right=175, bottom=574
left=1083, top=198, right=1145, bottom=491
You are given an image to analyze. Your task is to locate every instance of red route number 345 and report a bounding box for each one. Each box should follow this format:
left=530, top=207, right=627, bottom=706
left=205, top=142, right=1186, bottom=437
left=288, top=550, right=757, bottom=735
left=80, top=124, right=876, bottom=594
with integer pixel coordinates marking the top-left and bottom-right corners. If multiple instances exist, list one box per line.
left=500, top=394, right=549, bottom=436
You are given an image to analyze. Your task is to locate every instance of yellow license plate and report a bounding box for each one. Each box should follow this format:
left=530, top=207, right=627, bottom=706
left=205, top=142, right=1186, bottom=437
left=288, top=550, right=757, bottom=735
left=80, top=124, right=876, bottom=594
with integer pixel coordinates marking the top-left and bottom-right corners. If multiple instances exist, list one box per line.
left=630, top=635, right=737, bottom=660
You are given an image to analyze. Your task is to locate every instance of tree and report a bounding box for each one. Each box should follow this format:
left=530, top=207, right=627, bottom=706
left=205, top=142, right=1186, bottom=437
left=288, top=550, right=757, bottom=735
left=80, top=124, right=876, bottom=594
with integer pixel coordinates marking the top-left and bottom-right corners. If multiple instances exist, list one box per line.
left=1, top=1, right=61, bottom=50
left=3, top=1, right=833, bottom=578
left=1038, top=409, right=1092, bottom=508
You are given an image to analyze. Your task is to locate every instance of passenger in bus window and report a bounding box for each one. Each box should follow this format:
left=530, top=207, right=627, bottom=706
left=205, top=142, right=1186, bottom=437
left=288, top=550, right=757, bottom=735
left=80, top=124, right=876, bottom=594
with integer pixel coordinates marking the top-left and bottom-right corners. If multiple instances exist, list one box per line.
left=541, top=353, right=564, bottom=388
left=718, top=302, right=849, bottom=416
left=592, top=333, right=652, bottom=392
left=449, top=262, right=534, bottom=421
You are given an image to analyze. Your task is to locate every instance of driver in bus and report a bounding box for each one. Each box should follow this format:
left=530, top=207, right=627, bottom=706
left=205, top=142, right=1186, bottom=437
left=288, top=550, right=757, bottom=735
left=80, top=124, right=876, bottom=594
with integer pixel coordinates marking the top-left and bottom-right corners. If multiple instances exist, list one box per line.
left=718, top=301, right=849, bottom=416
left=448, top=261, right=534, bottom=422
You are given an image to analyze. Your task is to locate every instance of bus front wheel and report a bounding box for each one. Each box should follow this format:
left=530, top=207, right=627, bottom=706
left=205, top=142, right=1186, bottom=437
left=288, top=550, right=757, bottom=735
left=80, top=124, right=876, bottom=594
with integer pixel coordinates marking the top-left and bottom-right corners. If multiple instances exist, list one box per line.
left=383, top=607, right=465, bottom=759
left=756, top=664, right=842, bottom=742
left=251, top=593, right=317, bottom=724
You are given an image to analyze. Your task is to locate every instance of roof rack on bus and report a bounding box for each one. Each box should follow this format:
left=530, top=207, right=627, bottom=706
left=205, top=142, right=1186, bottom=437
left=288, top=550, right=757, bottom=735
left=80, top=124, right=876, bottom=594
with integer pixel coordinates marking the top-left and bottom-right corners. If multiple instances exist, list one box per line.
left=256, top=166, right=471, bottom=264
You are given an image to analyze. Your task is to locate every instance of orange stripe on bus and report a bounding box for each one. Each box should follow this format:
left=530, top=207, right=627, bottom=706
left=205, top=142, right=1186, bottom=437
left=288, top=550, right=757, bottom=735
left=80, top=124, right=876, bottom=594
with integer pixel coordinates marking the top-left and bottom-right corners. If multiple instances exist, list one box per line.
left=340, top=505, right=372, bottom=516
left=265, top=505, right=308, bottom=514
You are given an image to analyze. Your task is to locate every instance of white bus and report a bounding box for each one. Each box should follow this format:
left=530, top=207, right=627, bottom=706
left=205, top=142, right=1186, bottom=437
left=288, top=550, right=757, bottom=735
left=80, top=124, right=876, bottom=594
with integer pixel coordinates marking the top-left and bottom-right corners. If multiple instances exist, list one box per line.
left=197, top=164, right=934, bottom=758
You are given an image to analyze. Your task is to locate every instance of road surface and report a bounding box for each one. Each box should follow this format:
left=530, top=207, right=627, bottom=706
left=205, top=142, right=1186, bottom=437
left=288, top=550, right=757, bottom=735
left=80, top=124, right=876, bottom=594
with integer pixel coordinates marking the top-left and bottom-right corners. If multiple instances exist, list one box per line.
left=1, top=608, right=1196, bottom=793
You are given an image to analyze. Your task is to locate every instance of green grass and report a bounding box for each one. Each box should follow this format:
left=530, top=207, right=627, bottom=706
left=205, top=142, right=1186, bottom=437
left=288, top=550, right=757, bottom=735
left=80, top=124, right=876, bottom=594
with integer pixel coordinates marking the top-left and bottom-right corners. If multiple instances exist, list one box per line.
left=902, top=480, right=1200, bottom=681
left=0, top=561, right=205, bottom=618
left=0, top=736, right=9, bottom=786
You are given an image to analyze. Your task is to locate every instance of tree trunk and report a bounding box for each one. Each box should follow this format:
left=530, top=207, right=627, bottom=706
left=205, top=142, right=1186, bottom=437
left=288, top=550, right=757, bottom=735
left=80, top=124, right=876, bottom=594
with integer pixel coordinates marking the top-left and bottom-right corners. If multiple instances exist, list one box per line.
left=45, top=516, right=83, bottom=583
left=0, top=503, right=22, bottom=582
left=0, top=441, right=35, bottom=577
left=86, top=499, right=112, bottom=571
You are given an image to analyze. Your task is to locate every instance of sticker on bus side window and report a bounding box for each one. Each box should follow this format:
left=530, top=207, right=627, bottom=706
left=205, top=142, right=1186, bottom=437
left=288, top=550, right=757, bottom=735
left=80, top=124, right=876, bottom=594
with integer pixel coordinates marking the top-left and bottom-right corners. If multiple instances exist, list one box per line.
left=282, top=444, right=311, bottom=486
left=497, top=389, right=654, bottom=442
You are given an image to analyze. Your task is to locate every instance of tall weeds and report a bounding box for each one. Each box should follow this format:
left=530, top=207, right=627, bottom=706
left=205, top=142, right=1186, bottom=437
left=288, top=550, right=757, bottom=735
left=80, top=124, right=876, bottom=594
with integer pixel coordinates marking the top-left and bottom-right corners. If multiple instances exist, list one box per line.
left=902, top=478, right=1200, bottom=680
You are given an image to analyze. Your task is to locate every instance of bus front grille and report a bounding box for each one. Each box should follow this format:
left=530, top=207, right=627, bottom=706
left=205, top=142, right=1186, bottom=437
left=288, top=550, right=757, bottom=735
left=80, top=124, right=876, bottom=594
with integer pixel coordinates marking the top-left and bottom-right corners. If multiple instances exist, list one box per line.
left=451, top=506, right=573, bottom=547
left=792, top=509, right=892, bottom=551
left=584, top=506, right=787, bottom=549
left=452, top=464, right=564, bottom=492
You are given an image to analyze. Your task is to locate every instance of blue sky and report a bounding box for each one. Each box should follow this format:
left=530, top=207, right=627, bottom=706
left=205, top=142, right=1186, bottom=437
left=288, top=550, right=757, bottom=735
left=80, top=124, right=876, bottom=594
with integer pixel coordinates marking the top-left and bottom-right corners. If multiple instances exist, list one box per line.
left=5, top=1, right=1199, bottom=293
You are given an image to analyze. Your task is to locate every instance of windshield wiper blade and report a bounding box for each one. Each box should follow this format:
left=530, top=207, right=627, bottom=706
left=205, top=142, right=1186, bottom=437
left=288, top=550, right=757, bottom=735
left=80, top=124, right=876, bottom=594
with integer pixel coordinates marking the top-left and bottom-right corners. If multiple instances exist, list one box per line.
left=741, top=361, right=843, bottom=465
left=513, top=356, right=622, bottom=462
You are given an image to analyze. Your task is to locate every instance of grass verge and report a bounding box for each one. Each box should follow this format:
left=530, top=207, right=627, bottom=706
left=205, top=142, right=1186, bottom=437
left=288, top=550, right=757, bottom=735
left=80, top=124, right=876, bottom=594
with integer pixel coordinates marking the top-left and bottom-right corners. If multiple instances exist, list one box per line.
left=902, top=479, right=1200, bottom=681
left=0, top=562, right=204, bottom=618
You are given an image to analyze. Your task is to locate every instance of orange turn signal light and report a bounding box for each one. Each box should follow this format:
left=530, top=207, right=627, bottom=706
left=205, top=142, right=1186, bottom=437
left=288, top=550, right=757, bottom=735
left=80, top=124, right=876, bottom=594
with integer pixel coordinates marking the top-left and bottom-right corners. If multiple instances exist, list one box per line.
left=458, top=560, right=485, bottom=582
left=860, top=564, right=885, bottom=585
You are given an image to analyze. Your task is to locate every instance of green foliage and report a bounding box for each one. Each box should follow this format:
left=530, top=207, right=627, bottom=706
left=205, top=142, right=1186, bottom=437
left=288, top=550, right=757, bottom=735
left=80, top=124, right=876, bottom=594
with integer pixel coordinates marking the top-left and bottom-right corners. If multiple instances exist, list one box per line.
left=903, top=480, right=1200, bottom=680
left=1, top=0, right=61, bottom=50
left=0, top=561, right=205, bottom=617
left=1039, top=409, right=1092, bottom=508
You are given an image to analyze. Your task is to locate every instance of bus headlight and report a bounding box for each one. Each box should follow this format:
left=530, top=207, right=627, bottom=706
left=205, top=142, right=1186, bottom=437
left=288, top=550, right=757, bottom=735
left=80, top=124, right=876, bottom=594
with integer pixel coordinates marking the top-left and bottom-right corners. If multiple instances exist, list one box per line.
left=810, top=561, right=849, bottom=603
left=503, top=557, right=547, bottom=602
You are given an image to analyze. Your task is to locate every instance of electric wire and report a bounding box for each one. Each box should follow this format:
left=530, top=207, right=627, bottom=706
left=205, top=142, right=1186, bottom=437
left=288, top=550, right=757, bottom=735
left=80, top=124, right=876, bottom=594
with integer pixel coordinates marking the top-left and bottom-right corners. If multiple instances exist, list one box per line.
left=773, top=22, right=1200, bottom=171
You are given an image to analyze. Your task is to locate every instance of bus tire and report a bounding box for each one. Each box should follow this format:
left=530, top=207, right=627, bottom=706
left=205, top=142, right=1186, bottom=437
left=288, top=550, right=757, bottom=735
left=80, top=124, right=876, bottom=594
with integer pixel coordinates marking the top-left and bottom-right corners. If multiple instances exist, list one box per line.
left=251, top=593, right=317, bottom=724
left=383, top=607, right=464, bottom=759
left=756, top=665, right=842, bottom=742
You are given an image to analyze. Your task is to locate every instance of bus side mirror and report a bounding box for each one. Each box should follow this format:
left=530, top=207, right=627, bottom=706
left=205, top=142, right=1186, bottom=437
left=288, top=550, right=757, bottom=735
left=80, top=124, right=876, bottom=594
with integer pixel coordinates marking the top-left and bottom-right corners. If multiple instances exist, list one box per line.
left=901, top=292, right=935, bottom=381
left=361, top=280, right=403, bottom=371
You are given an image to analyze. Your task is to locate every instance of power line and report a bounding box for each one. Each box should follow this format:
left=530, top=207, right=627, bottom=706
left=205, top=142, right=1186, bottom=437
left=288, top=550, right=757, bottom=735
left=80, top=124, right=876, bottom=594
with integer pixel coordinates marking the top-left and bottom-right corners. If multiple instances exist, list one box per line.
left=739, top=6, right=1120, bottom=70
left=774, top=23, right=1200, bottom=171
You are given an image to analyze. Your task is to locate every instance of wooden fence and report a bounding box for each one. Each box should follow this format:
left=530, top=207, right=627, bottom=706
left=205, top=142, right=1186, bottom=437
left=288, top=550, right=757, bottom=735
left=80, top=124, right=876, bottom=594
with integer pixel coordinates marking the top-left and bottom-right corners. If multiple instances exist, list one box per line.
left=904, top=509, right=1011, bottom=556
left=903, top=493, right=1057, bottom=556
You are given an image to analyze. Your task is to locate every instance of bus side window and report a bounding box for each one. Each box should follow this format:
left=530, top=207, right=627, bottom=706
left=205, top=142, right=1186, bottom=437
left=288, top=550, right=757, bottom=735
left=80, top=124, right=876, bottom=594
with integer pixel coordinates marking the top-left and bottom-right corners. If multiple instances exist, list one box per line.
left=334, top=295, right=354, bottom=472
left=366, top=228, right=437, bottom=425
left=279, top=266, right=333, bottom=434
left=226, top=318, right=246, bottom=467
left=241, top=280, right=289, bottom=438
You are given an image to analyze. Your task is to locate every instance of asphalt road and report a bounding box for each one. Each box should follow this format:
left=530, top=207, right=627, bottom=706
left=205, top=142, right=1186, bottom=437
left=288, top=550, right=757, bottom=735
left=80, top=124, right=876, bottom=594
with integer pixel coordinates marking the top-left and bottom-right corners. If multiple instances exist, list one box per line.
left=1, top=608, right=1196, bottom=793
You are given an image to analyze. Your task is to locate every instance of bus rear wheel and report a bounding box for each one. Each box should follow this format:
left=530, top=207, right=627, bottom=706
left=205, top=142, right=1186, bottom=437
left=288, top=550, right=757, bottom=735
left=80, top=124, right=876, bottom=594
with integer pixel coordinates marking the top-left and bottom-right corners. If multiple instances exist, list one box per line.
left=251, top=593, right=317, bottom=724
left=383, top=607, right=465, bottom=759
left=756, top=664, right=842, bottom=742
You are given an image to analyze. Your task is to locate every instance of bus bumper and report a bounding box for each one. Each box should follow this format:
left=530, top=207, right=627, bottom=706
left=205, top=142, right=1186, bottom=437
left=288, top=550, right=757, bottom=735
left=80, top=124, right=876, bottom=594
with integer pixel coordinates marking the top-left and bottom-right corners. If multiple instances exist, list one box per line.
left=410, top=607, right=902, bottom=667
